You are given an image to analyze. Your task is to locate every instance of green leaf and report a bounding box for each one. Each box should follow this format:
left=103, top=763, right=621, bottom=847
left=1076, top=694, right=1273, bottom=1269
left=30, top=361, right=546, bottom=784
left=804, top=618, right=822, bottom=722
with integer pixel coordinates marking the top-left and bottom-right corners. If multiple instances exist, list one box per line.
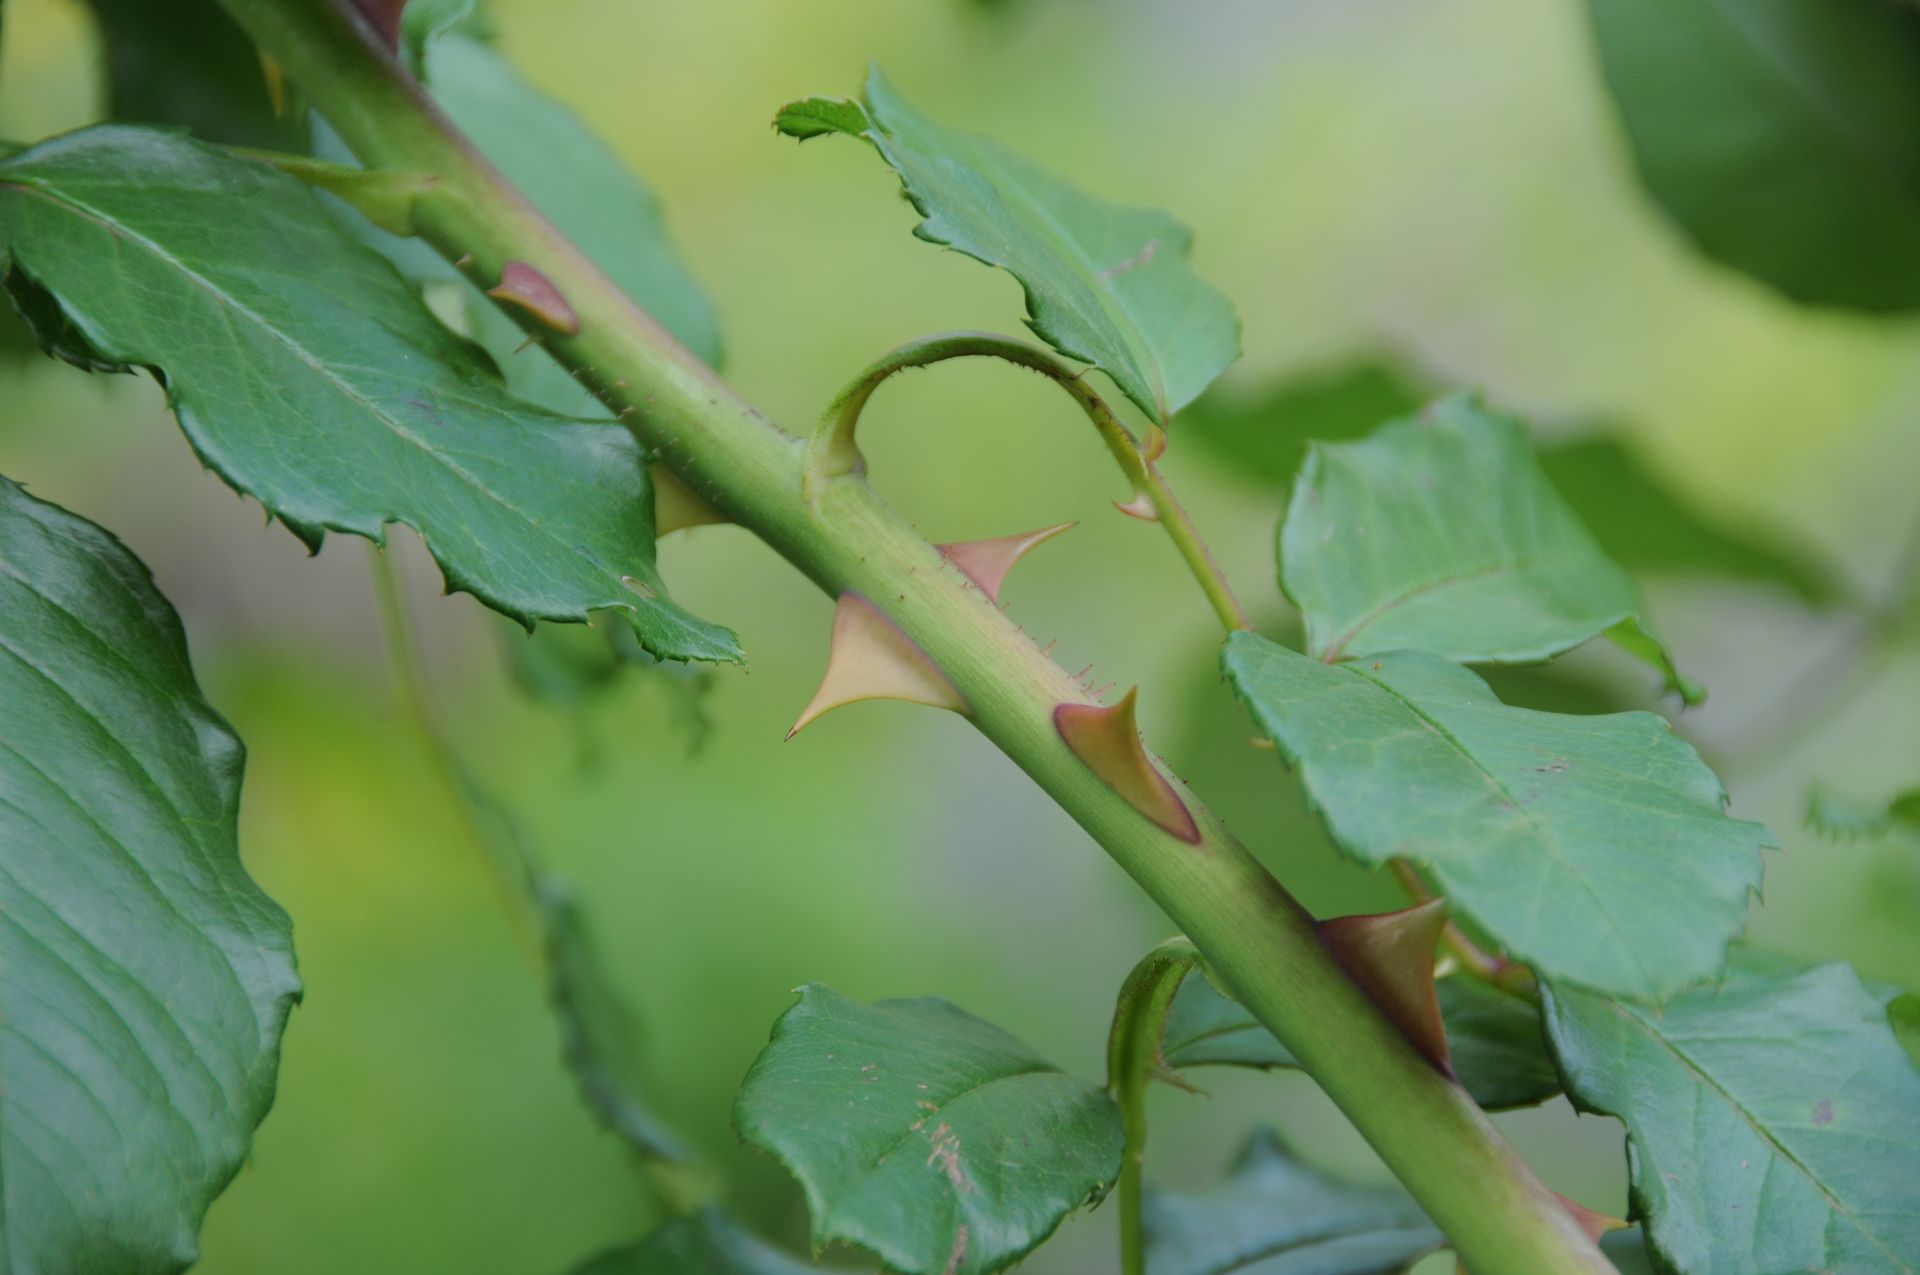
left=1584, top=0, right=1920, bottom=313
left=567, top=1209, right=852, bottom=1275
left=734, top=984, right=1123, bottom=1275
left=1185, top=363, right=1842, bottom=607
left=0, top=476, right=300, bottom=1271
left=413, top=27, right=722, bottom=375
left=776, top=67, right=1238, bottom=422
left=1223, top=634, right=1770, bottom=998
left=82, top=0, right=300, bottom=149
left=1537, top=435, right=1841, bottom=609
left=1806, top=782, right=1920, bottom=840
left=1141, top=1129, right=1442, bottom=1275
left=1545, top=952, right=1920, bottom=1274
left=1162, top=969, right=1562, bottom=1111
left=0, top=125, right=738, bottom=664
left=1280, top=395, right=1696, bottom=701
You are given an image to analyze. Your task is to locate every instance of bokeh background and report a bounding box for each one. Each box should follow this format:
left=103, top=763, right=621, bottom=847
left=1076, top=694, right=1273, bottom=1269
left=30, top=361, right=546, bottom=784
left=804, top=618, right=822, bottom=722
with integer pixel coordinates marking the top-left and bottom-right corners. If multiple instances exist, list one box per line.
left=3, top=0, right=1917, bottom=1271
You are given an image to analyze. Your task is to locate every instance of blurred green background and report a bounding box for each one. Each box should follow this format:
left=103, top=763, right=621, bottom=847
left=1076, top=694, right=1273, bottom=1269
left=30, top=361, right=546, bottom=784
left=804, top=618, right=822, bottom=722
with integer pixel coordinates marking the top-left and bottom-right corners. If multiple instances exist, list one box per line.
left=3, top=0, right=1917, bottom=1271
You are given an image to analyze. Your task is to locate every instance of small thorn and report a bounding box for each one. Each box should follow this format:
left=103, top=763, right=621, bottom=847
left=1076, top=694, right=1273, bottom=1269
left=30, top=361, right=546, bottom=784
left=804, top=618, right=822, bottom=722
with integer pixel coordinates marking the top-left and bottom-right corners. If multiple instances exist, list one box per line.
left=1318, top=900, right=1451, bottom=1072
left=453, top=253, right=474, bottom=269
left=1249, top=736, right=1276, bottom=750
left=654, top=464, right=728, bottom=536
left=1143, top=423, right=1168, bottom=462
left=1055, top=689, right=1200, bottom=843
left=1554, top=1193, right=1629, bottom=1243
left=1114, top=491, right=1158, bottom=521
left=487, top=260, right=581, bottom=335
left=787, top=593, right=969, bottom=739
left=349, top=0, right=406, bottom=49
left=937, top=522, right=1074, bottom=604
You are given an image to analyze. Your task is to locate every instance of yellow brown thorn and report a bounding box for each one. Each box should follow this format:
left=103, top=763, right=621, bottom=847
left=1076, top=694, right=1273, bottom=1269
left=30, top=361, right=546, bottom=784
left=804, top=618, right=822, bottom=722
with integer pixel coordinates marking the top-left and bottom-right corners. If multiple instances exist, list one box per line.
left=487, top=260, right=581, bottom=335
left=1054, top=689, right=1200, bottom=843
left=786, top=593, right=969, bottom=739
left=1317, top=900, right=1452, bottom=1072
left=653, top=464, right=729, bottom=536
left=1113, top=491, right=1159, bottom=521
left=1555, top=1194, right=1629, bottom=1244
left=259, top=52, right=289, bottom=118
left=936, top=522, right=1075, bottom=604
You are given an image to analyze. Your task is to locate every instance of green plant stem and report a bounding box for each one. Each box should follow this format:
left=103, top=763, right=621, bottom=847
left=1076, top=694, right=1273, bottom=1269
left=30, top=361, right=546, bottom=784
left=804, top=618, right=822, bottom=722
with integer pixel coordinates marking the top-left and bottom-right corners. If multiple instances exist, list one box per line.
left=1106, top=938, right=1203, bottom=1275
left=224, top=5, right=1607, bottom=1269
left=366, top=541, right=540, bottom=951
left=807, top=330, right=1253, bottom=633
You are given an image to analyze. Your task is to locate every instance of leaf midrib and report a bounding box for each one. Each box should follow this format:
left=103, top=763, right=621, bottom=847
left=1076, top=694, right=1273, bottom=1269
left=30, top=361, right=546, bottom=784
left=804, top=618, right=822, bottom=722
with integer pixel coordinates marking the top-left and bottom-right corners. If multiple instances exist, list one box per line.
left=1608, top=997, right=1911, bottom=1273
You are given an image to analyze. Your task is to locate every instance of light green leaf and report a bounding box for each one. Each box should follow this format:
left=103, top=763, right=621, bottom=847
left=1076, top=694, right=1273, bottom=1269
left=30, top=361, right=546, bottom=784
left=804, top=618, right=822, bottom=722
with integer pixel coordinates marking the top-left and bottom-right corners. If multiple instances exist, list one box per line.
left=1281, top=395, right=1695, bottom=700
left=1807, top=783, right=1920, bottom=840
left=776, top=67, right=1238, bottom=422
left=567, top=1209, right=857, bottom=1275
left=0, top=125, right=737, bottom=663
left=1585, top=0, right=1920, bottom=313
left=1223, top=634, right=1770, bottom=998
left=82, top=0, right=301, bottom=149
left=1185, top=363, right=1842, bottom=607
left=734, top=984, right=1123, bottom=1275
left=1545, top=952, right=1920, bottom=1274
left=0, top=476, right=300, bottom=1272
left=1162, top=969, right=1562, bottom=1111
left=415, top=27, right=722, bottom=376
left=1142, top=1129, right=1442, bottom=1275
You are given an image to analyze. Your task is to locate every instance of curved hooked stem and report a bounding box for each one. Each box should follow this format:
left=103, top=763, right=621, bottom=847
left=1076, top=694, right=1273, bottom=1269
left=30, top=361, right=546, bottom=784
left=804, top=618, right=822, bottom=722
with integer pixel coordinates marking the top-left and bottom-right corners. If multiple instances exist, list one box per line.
left=805, top=331, right=1254, bottom=633
left=1106, top=938, right=1204, bottom=1275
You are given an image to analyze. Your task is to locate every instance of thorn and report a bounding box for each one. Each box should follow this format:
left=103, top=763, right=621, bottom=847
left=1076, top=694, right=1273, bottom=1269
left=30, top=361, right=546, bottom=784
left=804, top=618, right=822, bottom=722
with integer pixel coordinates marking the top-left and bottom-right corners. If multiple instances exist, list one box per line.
left=453, top=253, right=473, bottom=269
left=348, top=0, right=406, bottom=49
left=1114, top=491, right=1159, bottom=521
left=1143, top=422, right=1168, bottom=462
left=1555, top=1194, right=1629, bottom=1243
left=787, top=594, right=969, bottom=739
left=1249, top=736, right=1276, bottom=750
left=936, top=522, right=1075, bottom=604
left=1054, top=689, right=1201, bottom=843
left=487, top=260, right=581, bottom=335
left=1317, top=900, right=1451, bottom=1072
left=654, top=464, right=728, bottom=536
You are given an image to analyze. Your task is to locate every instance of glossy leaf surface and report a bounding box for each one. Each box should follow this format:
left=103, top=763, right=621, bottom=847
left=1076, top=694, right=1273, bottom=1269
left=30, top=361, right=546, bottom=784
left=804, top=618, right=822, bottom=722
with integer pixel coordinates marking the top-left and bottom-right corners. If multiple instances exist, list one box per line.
left=734, top=984, right=1123, bottom=1275
left=776, top=67, right=1237, bottom=422
left=1585, top=0, right=1920, bottom=313
left=1280, top=395, right=1693, bottom=699
left=1546, top=953, right=1920, bottom=1274
left=1162, top=970, right=1561, bottom=1111
left=1142, top=1129, right=1441, bottom=1275
left=0, top=126, right=737, bottom=662
left=1224, top=634, right=1769, bottom=997
left=0, top=477, right=300, bottom=1272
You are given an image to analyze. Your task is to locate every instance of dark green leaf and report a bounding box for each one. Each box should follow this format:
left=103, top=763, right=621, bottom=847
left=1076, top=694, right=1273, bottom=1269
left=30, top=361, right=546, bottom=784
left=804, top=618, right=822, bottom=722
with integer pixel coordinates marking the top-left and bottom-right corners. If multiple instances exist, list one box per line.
left=734, top=984, right=1123, bottom=1275
left=776, top=67, right=1238, bottom=422
left=1545, top=952, right=1920, bottom=1274
left=1142, top=1129, right=1442, bottom=1275
left=1584, top=0, right=1920, bottom=313
left=83, top=0, right=300, bottom=148
left=1181, top=362, right=1425, bottom=490
left=0, top=476, right=300, bottom=1272
left=0, top=126, right=737, bottom=663
left=569, top=1209, right=854, bottom=1275
left=1162, top=970, right=1561, bottom=1111
left=1223, top=634, right=1770, bottom=998
left=1280, top=395, right=1696, bottom=700
left=1538, top=435, right=1840, bottom=608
